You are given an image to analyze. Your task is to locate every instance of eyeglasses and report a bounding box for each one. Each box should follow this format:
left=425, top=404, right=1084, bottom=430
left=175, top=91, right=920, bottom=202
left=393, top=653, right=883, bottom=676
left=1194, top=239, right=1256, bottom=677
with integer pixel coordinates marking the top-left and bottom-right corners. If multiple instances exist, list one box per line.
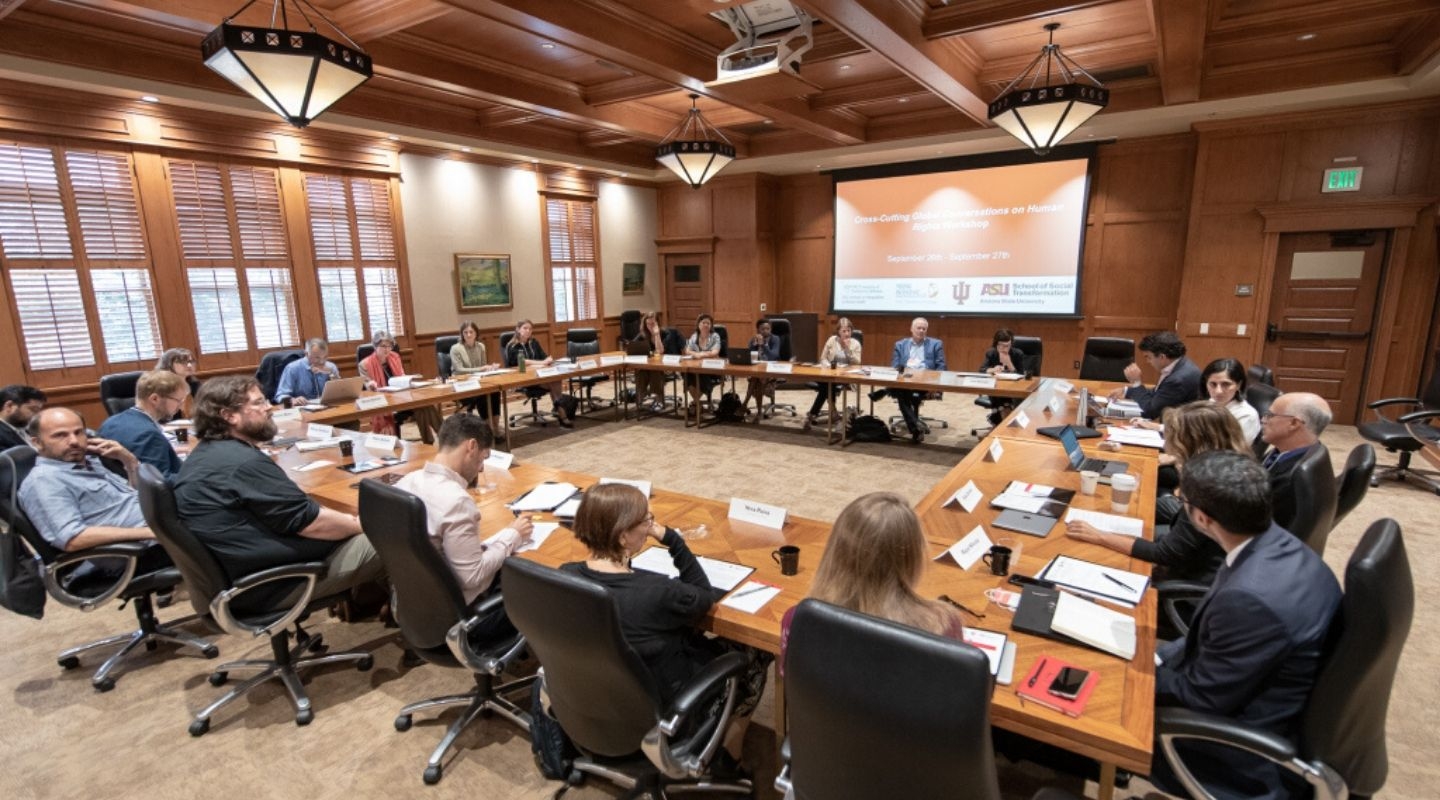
left=166, top=393, right=189, bottom=405
left=634, top=513, right=654, bottom=529
left=1260, top=411, right=1296, bottom=422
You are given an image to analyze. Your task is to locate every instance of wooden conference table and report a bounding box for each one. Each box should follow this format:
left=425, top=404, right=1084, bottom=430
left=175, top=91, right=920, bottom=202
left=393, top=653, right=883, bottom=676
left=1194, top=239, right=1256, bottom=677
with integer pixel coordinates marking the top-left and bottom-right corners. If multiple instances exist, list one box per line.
left=268, top=376, right=1156, bottom=796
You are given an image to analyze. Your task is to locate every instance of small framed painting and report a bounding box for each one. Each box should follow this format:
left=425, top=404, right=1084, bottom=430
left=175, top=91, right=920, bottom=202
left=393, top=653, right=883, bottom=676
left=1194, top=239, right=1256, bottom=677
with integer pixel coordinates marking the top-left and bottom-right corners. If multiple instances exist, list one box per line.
left=454, top=254, right=513, bottom=311
left=622, top=262, right=646, bottom=295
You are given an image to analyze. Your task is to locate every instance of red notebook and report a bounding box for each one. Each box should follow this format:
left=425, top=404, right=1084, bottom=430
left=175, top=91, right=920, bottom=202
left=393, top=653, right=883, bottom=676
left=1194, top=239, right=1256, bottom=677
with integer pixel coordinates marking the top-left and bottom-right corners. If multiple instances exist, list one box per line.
left=1015, top=656, right=1100, bottom=718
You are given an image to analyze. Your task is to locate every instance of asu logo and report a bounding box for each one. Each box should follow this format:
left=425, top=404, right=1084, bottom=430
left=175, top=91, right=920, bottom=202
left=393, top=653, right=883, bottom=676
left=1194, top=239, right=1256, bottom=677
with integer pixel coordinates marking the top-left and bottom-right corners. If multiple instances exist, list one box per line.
left=952, top=282, right=971, bottom=305
left=981, top=283, right=1011, bottom=296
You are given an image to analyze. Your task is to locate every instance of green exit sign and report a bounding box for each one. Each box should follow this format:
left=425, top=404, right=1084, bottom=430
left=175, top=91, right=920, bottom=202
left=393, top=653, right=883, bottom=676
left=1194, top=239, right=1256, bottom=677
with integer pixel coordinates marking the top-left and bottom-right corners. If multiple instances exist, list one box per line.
left=1322, top=167, right=1363, bottom=192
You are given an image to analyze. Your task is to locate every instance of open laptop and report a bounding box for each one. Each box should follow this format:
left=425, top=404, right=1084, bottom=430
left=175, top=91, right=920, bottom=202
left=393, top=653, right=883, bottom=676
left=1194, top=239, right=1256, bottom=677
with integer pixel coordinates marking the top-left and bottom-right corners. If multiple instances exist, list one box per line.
left=624, top=338, right=652, bottom=357
left=726, top=347, right=754, bottom=366
left=316, top=376, right=366, bottom=406
left=1059, top=424, right=1127, bottom=479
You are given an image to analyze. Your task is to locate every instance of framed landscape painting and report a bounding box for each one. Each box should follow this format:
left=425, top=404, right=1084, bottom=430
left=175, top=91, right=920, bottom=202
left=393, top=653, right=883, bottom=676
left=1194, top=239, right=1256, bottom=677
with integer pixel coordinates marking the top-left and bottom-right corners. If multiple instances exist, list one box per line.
left=454, top=254, right=513, bottom=310
left=622, top=262, right=646, bottom=295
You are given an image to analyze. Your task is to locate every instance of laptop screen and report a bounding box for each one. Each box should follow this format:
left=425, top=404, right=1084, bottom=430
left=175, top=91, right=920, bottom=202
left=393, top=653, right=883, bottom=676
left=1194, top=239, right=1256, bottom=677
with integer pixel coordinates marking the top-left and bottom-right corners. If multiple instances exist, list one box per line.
left=1059, top=425, right=1085, bottom=469
left=625, top=339, right=651, bottom=356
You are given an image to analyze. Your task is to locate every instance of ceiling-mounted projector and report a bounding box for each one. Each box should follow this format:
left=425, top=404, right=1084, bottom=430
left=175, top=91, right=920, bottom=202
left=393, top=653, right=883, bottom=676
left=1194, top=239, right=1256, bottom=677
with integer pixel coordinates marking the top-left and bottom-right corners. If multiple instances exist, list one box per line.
left=710, top=0, right=814, bottom=85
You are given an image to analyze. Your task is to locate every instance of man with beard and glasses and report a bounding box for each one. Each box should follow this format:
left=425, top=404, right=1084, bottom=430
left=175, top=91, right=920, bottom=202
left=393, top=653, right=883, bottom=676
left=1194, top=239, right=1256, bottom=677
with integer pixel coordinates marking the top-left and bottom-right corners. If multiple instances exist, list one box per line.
left=0, top=384, right=46, bottom=450
left=174, top=376, right=383, bottom=615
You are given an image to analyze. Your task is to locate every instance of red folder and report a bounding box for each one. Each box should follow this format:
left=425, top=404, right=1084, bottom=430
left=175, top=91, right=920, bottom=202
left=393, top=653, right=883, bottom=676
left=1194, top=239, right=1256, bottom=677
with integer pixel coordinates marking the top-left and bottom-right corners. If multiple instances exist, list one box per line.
left=1015, top=656, right=1100, bottom=718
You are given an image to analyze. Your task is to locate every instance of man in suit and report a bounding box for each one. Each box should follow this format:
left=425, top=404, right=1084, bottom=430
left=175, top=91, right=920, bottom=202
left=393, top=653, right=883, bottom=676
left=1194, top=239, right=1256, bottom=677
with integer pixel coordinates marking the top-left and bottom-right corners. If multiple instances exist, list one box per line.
left=0, top=384, right=45, bottom=451
left=887, top=317, right=946, bottom=443
left=1258, top=391, right=1332, bottom=528
left=1152, top=450, right=1341, bottom=800
left=1110, top=331, right=1201, bottom=419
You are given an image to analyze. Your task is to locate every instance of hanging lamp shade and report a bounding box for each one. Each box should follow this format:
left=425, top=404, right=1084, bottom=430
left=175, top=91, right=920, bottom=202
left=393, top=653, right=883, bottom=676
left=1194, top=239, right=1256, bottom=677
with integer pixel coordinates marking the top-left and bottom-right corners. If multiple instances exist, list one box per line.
left=201, top=0, right=372, bottom=128
left=987, top=23, right=1108, bottom=155
left=655, top=94, right=736, bottom=188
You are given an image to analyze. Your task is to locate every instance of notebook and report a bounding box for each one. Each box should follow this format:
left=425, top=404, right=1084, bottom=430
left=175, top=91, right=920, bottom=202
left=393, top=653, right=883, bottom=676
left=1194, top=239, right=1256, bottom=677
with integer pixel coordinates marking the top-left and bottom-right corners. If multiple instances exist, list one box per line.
left=1049, top=591, right=1138, bottom=660
left=1015, top=656, right=1101, bottom=717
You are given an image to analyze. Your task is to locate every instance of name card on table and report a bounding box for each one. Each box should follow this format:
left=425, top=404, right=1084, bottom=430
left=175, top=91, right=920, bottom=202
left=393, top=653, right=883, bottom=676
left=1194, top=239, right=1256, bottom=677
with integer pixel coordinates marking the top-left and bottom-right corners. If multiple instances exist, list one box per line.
left=271, top=407, right=302, bottom=423
left=623, top=355, right=648, bottom=365
left=869, top=367, right=900, bottom=380
left=1052, top=379, right=1074, bottom=394
left=700, top=358, right=726, bottom=370
left=765, top=361, right=794, bottom=374
left=934, top=525, right=993, bottom=571
left=1010, top=409, right=1031, bottom=429
left=944, top=480, right=984, bottom=513
left=1048, top=394, right=1065, bottom=414
left=987, top=439, right=1005, bottom=463
left=484, top=449, right=514, bottom=470
left=600, top=355, right=625, bottom=367
left=356, top=395, right=389, bottom=411
left=961, top=375, right=996, bottom=389
left=577, top=359, right=598, bottom=369
left=365, top=432, right=399, bottom=451
left=306, top=423, right=334, bottom=440
left=535, top=366, right=561, bottom=378
left=662, top=354, right=683, bottom=366
left=728, top=497, right=787, bottom=530
left=452, top=378, right=481, bottom=393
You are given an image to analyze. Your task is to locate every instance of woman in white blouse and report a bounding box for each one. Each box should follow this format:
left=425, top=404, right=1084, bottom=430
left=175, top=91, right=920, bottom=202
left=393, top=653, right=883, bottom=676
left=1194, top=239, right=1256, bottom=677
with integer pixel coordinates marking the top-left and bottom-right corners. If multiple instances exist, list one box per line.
left=804, top=317, right=862, bottom=431
left=1201, top=358, right=1260, bottom=443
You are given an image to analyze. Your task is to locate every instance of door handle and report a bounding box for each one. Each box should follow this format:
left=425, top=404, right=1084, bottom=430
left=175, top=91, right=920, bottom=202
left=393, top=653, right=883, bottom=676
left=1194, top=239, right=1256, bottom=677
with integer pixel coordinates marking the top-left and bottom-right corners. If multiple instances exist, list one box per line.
left=1266, top=323, right=1279, bottom=342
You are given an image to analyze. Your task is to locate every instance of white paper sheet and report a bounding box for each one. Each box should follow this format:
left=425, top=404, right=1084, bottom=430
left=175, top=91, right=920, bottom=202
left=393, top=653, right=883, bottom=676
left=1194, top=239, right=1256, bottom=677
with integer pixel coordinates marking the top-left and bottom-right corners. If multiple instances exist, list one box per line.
left=1040, top=555, right=1149, bottom=606
left=295, top=437, right=343, bottom=452
left=514, top=522, right=560, bottom=554
left=1105, top=427, right=1165, bottom=448
left=630, top=546, right=754, bottom=592
left=1062, top=507, right=1145, bottom=538
left=292, top=460, right=334, bottom=472
left=552, top=497, right=581, bottom=518
left=510, top=482, right=580, bottom=512
left=719, top=581, right=782, bottom=613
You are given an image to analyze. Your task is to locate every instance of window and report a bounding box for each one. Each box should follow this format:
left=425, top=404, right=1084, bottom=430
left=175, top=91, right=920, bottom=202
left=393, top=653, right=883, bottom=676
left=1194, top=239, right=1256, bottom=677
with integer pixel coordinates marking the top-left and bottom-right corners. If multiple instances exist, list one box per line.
left=0, top=143, right=159, bottom=374
left=305, top=173, right=404, bottom=341
left=167, top=159, right=299, bottom=357
left=543, top=196, right=600, bottom=324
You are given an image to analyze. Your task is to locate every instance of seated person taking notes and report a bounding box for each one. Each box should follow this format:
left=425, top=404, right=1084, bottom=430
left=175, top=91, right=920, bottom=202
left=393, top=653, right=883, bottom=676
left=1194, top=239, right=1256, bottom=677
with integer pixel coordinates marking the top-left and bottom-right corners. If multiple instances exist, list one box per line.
left=888, top=317, right=946, bottom=443
left=97, top=370, right=187, bottom=481
left=274, top=338, right=341, bottom=406
left=977, top=327, right=1027, bottom=426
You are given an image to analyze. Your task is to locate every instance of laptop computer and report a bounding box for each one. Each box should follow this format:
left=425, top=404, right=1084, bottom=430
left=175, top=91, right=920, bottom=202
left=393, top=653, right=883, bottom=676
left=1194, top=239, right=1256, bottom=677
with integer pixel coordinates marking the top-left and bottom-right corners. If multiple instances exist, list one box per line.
left=317, top=376, right=366, bottom=406
left=992, top=508, right=1058, bottom=537
left=1059, top=424, right=1127, bottom=478
left=624, top=338, right=652, bottom=357
left=727, top=347, right=754, bottom=366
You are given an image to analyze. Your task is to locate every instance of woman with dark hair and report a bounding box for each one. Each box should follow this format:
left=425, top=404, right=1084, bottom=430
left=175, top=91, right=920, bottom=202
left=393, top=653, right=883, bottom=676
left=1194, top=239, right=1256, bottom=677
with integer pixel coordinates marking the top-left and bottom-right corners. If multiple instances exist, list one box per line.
left=450, top=321, right=505, bottom=437
left=682, top=313, right=723, bottom=409
left=1201, top=357, right=1259, bottom=442
left=503, top=319, right=574, bottom=428
left=977, top=328, right=1027, bottom=425
left=359, top=330, right=443, bottom=444
left=634, top=311, right=683, bottom=410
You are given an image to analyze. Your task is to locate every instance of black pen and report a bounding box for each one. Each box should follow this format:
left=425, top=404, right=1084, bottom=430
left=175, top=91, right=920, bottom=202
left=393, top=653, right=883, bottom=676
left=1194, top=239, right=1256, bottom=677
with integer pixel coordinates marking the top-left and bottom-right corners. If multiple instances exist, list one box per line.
left=1028, top=657, right=1048, bottom=688
left=939, top=594, right=986, bottom=619
left=1102, top=573, right=1135, bottom=593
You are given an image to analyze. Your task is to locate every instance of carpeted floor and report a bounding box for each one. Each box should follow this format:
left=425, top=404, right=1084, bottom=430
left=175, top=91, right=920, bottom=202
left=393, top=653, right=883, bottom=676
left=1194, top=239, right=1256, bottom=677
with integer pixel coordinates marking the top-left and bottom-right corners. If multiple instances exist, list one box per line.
left=0, top=394, right=1433, bottom=799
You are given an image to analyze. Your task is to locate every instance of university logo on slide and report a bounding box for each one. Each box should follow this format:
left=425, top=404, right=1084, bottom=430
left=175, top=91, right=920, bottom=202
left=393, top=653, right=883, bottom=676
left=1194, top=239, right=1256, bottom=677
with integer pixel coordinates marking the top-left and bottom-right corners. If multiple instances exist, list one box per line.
left=952, top=282, right=971, bottom=305
left=981, top=282, right=1011, bottom=297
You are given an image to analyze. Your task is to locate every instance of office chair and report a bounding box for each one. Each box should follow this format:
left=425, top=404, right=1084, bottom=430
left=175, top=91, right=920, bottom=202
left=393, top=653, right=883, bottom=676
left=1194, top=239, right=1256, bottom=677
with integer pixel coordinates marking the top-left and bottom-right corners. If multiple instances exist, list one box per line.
left=255, top=349, right=305, bottom=401
left=1334, top=443, right=1376, bottom=526
left=566, top=327, right=612, bottom=412
left=1358, top=351, right=1440, bottom=493
left=355, top=343, right=375, bottom=366
left=1286, top=443, right=1338, bottom=557
left=688, top=324, right=730, bottom=414
left=135, top=465, right=373, bottom=736
left=99, top=370, right=142, bottom=417
left=501, top=558, right=752, bottom=797
left=1245, top=383, right=1282, bottom=458
left=1247, top=363, right=1275, bottom=387
left=0, top=447, right=217, bottom=691
left=499, top=331, right=557, bottom=429
left=358, top=480, right=532, bottom=785
left=777, top=599, right=1078, bottom=800
left=972, top=335, right=1043, bottom=437
left=1156, top=518, right=1412, bottom=800
left=434, top=335, right=460, bottom=380
left=1078, top=337, right=1134, bottom=382
left=617, top=309, right=643, bottom=348
left=761, top=317, right=799, bottom=418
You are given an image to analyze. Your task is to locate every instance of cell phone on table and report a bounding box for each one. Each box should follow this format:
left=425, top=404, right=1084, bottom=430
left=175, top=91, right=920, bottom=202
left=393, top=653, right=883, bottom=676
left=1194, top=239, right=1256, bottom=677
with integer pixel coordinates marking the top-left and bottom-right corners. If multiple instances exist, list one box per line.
left=1047, top=666, right=1090, bottom=700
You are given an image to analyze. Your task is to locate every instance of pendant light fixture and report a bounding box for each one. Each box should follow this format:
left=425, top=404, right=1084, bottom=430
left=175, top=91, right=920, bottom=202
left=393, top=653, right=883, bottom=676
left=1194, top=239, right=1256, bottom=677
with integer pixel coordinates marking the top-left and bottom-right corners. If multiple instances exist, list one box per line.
left=987, top=23, right=1108, bottom=155
left=655, top=94, right=736, bottom=188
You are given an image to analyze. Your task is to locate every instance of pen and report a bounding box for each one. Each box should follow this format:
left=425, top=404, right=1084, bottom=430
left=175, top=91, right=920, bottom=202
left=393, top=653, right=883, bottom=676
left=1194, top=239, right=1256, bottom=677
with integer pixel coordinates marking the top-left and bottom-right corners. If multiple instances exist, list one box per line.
left=727, top=584, right=773, bottom=600
left=1102, top=573, right=1135, bottom=593
left=1028, top=658, right=1048, bottom=688
left=939, top=594, right=986, bottom=619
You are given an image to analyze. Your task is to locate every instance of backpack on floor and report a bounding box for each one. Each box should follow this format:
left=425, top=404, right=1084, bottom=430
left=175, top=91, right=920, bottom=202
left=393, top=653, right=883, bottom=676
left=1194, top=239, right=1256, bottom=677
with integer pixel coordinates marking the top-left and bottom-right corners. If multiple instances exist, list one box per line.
left=847, top=414, right=892, bottom=442
left=715, top=391, right=746, bottom=422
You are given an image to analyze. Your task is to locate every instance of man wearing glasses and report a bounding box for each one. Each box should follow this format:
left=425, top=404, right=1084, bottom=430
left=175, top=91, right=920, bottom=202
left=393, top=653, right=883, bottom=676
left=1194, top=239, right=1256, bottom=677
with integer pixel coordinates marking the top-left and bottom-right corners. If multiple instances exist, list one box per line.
left=97, top=370, right=189, bottom=480
left=1257, top=392, right=1332, bottom=528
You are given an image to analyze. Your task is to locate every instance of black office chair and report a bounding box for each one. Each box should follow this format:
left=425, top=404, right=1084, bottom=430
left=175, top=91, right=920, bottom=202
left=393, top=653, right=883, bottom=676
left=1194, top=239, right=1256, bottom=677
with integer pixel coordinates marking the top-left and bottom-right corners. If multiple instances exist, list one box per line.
left=1247, top=363, right=1275, bottom=387
left=358, top=480, right=532, bottom=785
left=1156, top=518, right=1412, bottom=800
left=500, top=331, right=557, bottom=429
left=356, top=343, right=375, bottom=368
left=1334, top=443, right=1376, bottom=527
left=1358, top=351, right=1440, bottom=494
left=761, top=318, right=799, bottom=418
left=1287, top=443, right=1338, bottom=557
left=99, top=370, right=142, bottom=417
left=1078, top=337, right=1134, bottom=382
left=135, top=465, right=373, bottom=736
left=617, top=309, right=643, bottom=348
left=1246, top=383, right=1282, bottom=458
left=0, top=447, right=216, bottom=691
left=255, top=348, right=305, bottom=401
left=566, top=327, right=611, bottom=412
left=501, top=558, right=752, bottom=796
left=434, top=335, right=460, bottom=381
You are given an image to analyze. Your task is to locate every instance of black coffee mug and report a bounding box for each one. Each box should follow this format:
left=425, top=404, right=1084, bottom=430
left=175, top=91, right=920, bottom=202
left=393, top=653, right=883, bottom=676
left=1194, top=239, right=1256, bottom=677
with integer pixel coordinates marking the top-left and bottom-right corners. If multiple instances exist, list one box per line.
left=175, top=427, right=189, bottom=444
left=338, top=439, right=354, bottom=458
left=772, top=545, right=800, bottom=576
left=982, top=545, right=1012, bottom=576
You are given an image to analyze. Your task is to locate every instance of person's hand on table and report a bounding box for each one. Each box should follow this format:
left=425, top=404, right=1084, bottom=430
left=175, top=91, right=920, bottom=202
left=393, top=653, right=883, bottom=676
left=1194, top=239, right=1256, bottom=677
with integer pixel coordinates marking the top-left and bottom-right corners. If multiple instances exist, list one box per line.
left=292, top=395, right=309, bottom=405
left=1064, top=520, right=1104, bottom=543
left=1122, top=363, right=1144, bottom=384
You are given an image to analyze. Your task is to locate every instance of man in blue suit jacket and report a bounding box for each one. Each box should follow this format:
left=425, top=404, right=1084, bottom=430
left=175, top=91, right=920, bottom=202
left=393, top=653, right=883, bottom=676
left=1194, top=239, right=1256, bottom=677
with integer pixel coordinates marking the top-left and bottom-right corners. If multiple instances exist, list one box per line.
left=1152, top=450, right=1341, bottom=800
left=888, top=317, right=946, bottom=443
left=1110, top=331, right=1201, bottom=419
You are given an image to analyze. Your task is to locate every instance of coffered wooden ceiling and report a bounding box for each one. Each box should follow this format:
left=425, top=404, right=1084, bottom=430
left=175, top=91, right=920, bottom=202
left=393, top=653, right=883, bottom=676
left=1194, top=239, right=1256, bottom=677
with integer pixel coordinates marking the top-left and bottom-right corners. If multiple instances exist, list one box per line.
left=2, top=0, right=1438, bottom=175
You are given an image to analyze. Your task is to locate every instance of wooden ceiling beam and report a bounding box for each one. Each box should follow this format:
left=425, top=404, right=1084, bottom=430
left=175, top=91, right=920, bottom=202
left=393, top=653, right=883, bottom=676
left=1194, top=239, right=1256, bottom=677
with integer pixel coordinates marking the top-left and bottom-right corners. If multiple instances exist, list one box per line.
left=809, top=76, right=923, bottom=110
left=331, top=0, right=453, bottom=43
left=1397, top=12, right=1440, bottom=75
left=584, top=76, right=672, bottom=106
left=922, top=0, right=1116, bottom=39
left=977, top=33, right=1153, bottom=84
left=1208, top=0, right=1437, bottom=43
left=793, top=0, right=990, bottom=123
left=1152, top=0, right=1207, bottom=105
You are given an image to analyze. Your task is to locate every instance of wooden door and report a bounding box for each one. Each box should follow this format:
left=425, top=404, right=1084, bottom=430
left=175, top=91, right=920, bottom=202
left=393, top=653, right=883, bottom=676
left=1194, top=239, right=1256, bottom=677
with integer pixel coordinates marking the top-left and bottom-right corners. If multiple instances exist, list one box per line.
left=1262, top=231, right=1387, bottom=424
left=664, top=254, right=710, bottom=332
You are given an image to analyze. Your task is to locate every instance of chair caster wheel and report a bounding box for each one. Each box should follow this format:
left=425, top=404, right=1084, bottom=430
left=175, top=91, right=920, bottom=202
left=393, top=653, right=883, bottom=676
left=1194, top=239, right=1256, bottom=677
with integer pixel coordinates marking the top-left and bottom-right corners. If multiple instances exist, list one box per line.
left=209, top=671, right=228, bottom=687
left=1369, top=477, right=1380, bottom=487
left=295, top=709, right=314, bottom=726
left=145, top=640, right=158, bottom=652
left=93, top=676, right=115, bottom=693
left=58, top=656, right=81, bottom=670
left=423, top=765, right=443, bottom=785
left=189, top=718, right=210, bottom=737
left=394, top=714, right=412, bottom=732
left=202, top=646, right=220, bottom=659
left=357, top=655, right=374, bottom=672
left=566, top=769, right=585, bottom=786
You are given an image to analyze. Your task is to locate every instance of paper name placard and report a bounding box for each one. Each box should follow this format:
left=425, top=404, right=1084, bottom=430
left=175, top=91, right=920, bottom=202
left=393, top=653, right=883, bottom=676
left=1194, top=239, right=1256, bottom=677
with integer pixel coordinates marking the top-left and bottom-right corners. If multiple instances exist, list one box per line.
left=451, top=378, right=481, bottom=393
left=364, top=432, right=399, bottom=451
left=661, top=354, right=682, bottom=366
left=535, top=366, right=561, bottom=378
left=577, top=359, right=598, bottom=369
left=1053, top=379, right=1074, bottom=394
left=600, top=355, right=625, bottom=367
left=306, top=423, right=334, bottom=440
left=728, top=497, right=787, bottom=530
left=961, top=375, right=996, bottom=389
left=987, top=439, right=1005, bottom=462
left=1048, top=394, right=1065, bottom=414
left=484, top=449, right=514, bottom=470
left=271, top=407, right=302, bottom=423
left=934, top=525, right=992, bottom=571
left=765, top=362, right=794, bottom=374
left=700, top=358, right=726, bottom=370
left=623, top=355, right=648, bottom=365
left=1010, top=409, right=1030, bottom=429
left=944, top=480, right=983, bottom=513
left=356, top=395, right=389, bottom=411
left=869, top=367, right=900, bottom=380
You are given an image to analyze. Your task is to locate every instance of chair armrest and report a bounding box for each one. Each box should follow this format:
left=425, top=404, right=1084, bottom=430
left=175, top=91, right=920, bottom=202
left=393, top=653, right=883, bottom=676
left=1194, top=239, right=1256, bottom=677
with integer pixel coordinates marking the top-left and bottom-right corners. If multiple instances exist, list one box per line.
left=45, top=542, right=151, bottom=611
left=1398, top=408, right=1440, bottom=425
left=643, top=650, right=750, bottom=780
left=210, top=561, right=325, bottom=638
left=1366, top=397, right=1422, bottom=421
left=1156, top=580, right=1210, bottom=638
left=661, top=650, right=750, bottom=730
left=1156, top=707, right=1346, bottom=800
left=445, top=591, right=527, bottom=676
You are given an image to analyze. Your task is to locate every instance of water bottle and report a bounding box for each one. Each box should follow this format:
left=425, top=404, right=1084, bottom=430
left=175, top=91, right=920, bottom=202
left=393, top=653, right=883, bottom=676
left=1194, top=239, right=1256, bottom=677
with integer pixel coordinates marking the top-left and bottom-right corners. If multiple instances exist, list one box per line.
left=518, top=352, right=526, bottom=373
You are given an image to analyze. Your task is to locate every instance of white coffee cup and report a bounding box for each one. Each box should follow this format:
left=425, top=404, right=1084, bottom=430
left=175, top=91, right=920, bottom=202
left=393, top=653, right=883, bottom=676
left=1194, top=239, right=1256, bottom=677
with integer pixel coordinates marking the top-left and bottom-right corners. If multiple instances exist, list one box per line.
left=1110, top=473, right=1138, bottom=513
left=1079, top=470, right=1100, bottom=495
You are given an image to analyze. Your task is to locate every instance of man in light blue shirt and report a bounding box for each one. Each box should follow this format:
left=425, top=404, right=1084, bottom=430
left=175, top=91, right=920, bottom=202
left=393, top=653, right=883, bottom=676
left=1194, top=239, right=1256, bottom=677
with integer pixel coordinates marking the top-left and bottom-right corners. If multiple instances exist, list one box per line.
left=887, top=317, right=947, bottom=443
left=274, top=338, right=340, bottom=405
